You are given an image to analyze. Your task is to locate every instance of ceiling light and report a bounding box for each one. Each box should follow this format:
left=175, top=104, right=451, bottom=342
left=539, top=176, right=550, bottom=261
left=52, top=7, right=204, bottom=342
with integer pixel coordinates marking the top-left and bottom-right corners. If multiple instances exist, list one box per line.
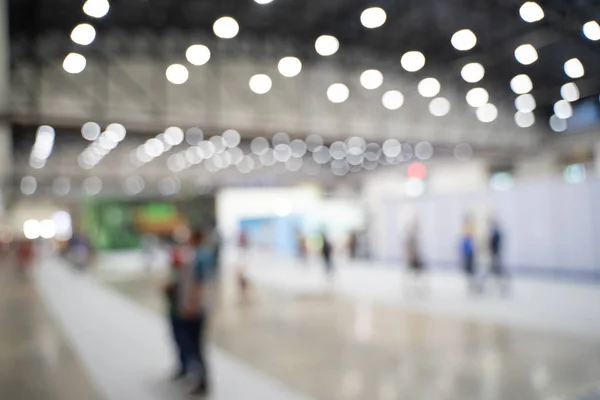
left=124, top=176, right=145, bottom=196
left=415, top=142, right=433, bottom=160
left=360, top=69, right=383, bottom=90
left=461, top=62, right=485, bottom=83
left=306, top=134, right=323, bottom=151
left=429, top=97, right=451, bottom=116
left=418, top=78, right=441, bottom=97
left=382, top=139, right=402, bottom=157
left=21, top=176, right=37, bottom=196
left=272, top=132, right=290, bottom=146
left=327, top=83, right=350, bottom=103
left=228, top=147, right=244, bottom=165
left=286, top=157, right=303, bottom=172
left=251, top=137, right=269, bottom=155
left=145, top=138, right=165, bottom=158
left=360, top=7, right=387, bottom=29
left=476, top=103, right=498, bottom=123
left=106, top=123, right=126, bottom=141
left=223, top=129, right=241, bottom=148
left=97, top=136, right=116, bottom=151
left=510, top=74, right=533, bottom=94
left=312, top=146, right=331, bottom=164
left=549, top=115, right=567, bottom=132
left=561, top=82, right=580, bottom=102
left=186, top=45, right=211, bottom=66
left=514, top=93, right=536, bottom=112
left=290, top=140, right=307, bottom=158
left=451, top=29, right=477, bottom=51
left=71, top=24, right=96, bottom=45
left=40, top=219, right=57, bottom=239
left=23, top=220, right=41, bottom=240
left=515, top=111, right=535, bottom=128
left=583, top=21, right=600, bottom=41
left=236, top=155, right=255, bottom=173
left=278, top=57, right=302, bottom=77
left=53, top=177, right=71, bottom=197
left=81, top=122, right=101, bottom=141
left=520, top=2, right=544, bottom=23
left=186, top=127, right=204, bottom=145
left=165, top=127, right=185, bottom=146
left=166, top=64, right=189, bottom=84
left=274, top=144, right=292, bottom=162
left=564, top=58, right=584, bottom=79
left=346, top=137, right=366, bottom=156
left=454, top=143, right=473, bottom=161
left=466, top=88, right=490, bottom=108
left=554, top=100, right=573, bottom=119
left=401, top=51, right=425, bottom=72
left=213, top=16, right=239, bottom=39
left=83, top=177, right=103, bottom=196
left=315, top=35, right=339, bottom=56
left=329, top=141, right=347, bottom=160
left=254, top=0, right=274, bottom=4
left=382, top=90, right=404, bottom=110
left=63, top=53, right=86, bottom=74
left=514, top=44, right=538, bottom=65
left=83, top=0, right=110, bottom=18
left=249, top=74, right=272, bottom=94
left=259, top=149, right=276, bottom=166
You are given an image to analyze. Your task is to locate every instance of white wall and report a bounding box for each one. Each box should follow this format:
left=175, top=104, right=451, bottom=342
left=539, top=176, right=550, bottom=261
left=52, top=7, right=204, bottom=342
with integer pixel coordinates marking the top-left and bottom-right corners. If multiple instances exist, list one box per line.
left=216, top=186, right=321, bottom=241
left=375, top=176, right=600, bottom=276
left=363, top=160, right=489, bottom=260
left=7, top=199, right=65, bottom=238
left=515, top=152, right=558, bottom=181
left=429, top=160, right=488, bottom=194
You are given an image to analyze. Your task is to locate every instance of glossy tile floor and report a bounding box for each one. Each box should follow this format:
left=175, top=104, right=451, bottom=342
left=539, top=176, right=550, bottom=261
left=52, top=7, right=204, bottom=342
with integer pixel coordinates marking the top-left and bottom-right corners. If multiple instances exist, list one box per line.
left=107, top=272, right=600, bottom=400
left=0, top=263, right=101, bottom=400
left=3, top=252, right=600, bottom=400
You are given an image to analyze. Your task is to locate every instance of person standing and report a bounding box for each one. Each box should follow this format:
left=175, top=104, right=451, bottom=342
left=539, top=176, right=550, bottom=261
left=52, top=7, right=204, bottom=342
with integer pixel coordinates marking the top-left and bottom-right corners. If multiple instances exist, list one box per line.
left=321, top=233, right=333, bottom=278
left=460, top=219, right=477, bottom=294
left=165, top=230, right=193, bottom=382
left=179, top=229, right=215, bottom=396
left=484, top=219, right=509, bottom=295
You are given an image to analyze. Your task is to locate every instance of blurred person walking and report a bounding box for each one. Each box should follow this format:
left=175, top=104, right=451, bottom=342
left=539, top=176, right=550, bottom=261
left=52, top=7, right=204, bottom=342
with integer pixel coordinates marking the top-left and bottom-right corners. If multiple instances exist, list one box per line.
left=348, top=231, right=358, bottom=260
left=405, top=222, right=427, bottom=296
left=69, top=233, right=92, bottom=271
left=296, top=229, right=307, bottom=262
left=17, top=239, right=35, bottom=273
left=141, top=234, right=158, bottom=273
left=480, top=220, right=509, bottom=295
left=321, top=233, right=334, bottom=278
left=460, top=219, right=478, bottom=294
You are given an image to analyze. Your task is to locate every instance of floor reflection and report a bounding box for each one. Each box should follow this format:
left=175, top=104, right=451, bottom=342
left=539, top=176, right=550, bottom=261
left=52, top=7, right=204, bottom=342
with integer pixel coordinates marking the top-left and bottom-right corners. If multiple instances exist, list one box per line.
left=108, top=276, right=600, bottom=400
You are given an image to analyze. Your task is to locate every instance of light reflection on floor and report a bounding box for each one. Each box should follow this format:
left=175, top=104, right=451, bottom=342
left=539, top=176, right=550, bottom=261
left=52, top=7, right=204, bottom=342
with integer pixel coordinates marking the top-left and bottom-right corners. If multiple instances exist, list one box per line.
left=106, top=266, right=600, bottom=400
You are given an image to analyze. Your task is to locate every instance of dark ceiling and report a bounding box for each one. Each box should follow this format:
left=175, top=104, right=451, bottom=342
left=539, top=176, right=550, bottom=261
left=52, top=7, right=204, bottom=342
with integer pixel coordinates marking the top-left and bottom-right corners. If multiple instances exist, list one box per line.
left=8, top=0, right=600, bottom=117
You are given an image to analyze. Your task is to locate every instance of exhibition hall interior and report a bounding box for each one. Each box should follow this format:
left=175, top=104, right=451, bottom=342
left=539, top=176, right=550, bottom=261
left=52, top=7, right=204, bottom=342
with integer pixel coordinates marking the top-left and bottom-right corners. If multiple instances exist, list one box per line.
left=2, top=0, right=600, bottom=399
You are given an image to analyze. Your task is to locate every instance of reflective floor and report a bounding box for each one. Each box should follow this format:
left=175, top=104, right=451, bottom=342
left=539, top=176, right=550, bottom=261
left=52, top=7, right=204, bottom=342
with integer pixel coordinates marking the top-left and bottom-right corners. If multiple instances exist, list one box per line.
left=0, top=263, right=101, bottom=400
left=107, top=267, right=600, bottom=400
left=3, top=253, right=600, bottom=400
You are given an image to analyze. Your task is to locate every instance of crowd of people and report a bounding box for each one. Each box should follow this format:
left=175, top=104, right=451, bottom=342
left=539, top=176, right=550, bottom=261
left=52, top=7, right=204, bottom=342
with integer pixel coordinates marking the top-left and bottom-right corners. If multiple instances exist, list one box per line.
left=290, top=219, right=509, bottom=297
